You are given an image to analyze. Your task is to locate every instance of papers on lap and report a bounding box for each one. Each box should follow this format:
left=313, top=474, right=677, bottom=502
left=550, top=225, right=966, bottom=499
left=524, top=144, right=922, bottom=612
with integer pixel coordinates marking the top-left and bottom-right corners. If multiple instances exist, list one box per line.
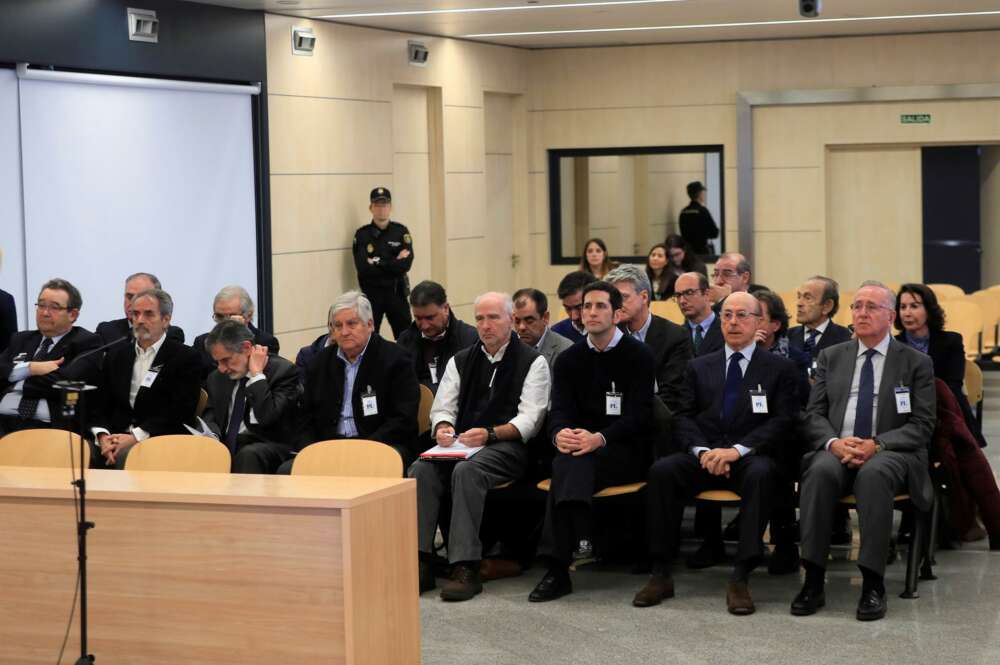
left=419, top=443, right=484, bottom=460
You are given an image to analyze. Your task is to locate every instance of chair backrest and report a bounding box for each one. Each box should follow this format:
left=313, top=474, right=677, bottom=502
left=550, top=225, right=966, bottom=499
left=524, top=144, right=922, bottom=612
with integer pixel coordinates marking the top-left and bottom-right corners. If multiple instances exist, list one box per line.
left=0, top=429, right=88, bottom=469
left=964, top=359, right=984, bottom=405
left=195, top=388, right=209, bottom=418
left=968, top=290, right=1000, bottom=352
left=291, top=439, right=403, bottom=478
left=927, top=283, right=966, bottom=301
left=941, top=299, right=983, bottom=358
left=123, top=435, right=231, bottom=473
left=650, top=299, right=684, bottom=325
left=418, top=384, right=434, bottom=435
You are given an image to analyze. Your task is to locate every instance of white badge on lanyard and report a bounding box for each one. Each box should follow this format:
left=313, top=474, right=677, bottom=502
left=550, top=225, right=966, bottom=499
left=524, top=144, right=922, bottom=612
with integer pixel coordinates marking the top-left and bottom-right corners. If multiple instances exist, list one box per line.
left=750, top=384, right=768, bottom=414
left=606, top=381, right=622, bottom=416
left=141, top=365, right=161, bottom=388
left=894, top=386, right=911, bottom=414
left=361, top=385, right=379, bottom=416
left=429, top=358, right=439, bottom=385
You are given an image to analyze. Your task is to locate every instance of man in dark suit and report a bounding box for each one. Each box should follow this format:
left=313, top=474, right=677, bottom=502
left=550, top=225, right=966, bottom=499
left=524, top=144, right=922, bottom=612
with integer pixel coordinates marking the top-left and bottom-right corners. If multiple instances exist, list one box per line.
left=396, top=280, right=478, bottom=394
left=528, top=282, right=654, bottom=603
left=512, top=288, right=573, bottom=373
left=90, top=289, right=201, bottom=468
left=290, top=290, right=420, bottom=472
left=632, top=291, right=800, bottom=615
left=0, top=287, right=15, bottom=353
left=202, top=319, right=299, bottom=474
left=675, top=272, right=723, bottom=358
left=0, top=278, right=102, bottom=433
left=192, top=285, right=280, bottom=380
left=95, top=272, right=185, bottom=345
left=792, top=281, right=936, bottom=622
left=788, top=275, right=852, bottom=361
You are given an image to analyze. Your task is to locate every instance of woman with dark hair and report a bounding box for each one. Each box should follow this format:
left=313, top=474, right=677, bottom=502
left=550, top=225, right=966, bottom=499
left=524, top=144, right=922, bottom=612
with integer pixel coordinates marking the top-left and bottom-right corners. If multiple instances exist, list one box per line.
left=578, top=238, right=617, bottom=279
left=648, top=235, right=707, bottom=300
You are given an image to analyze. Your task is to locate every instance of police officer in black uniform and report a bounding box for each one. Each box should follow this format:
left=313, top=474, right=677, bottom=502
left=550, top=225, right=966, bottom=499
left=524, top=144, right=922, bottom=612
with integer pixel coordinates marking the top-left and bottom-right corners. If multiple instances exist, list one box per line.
left=678, top=180, right=719, bottom=257
left=352, top=187, right=414, bottom=338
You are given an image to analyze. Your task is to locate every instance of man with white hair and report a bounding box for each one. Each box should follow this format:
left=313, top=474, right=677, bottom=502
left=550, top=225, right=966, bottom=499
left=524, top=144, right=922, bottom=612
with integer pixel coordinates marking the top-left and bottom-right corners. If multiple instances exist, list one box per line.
left=409, top=291, right=550, bottom=602
left=285, top=290, right=420, bottom=472
left=192, top=285, right=280, bottom=380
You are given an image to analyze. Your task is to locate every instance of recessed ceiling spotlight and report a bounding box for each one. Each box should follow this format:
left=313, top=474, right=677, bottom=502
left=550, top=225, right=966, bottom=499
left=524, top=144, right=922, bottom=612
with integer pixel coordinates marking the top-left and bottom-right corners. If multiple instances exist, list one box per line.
left=320, top=0, right=685, bottom=20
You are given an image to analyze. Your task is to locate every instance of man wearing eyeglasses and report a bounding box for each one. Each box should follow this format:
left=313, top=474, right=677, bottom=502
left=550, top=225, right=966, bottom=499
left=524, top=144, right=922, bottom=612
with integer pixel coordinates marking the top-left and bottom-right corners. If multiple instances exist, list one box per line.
left=633, top=291, right=800, bottom=615
left=708, top=252, right=754, bottom=306
left=192, top=285, right=280, bottom=381
left=0, top=278, right=102, bottom=434
left=674, top=272, right=724, bottom=357
left=793, top=281, right=935, bottom=622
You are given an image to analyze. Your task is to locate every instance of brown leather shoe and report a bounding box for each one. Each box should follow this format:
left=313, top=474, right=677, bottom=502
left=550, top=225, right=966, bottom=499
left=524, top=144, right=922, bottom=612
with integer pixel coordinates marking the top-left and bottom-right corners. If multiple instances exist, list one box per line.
left=632, top=574, right=675, bottom=607
left=726, top=581, right=755, bottom=615
left=480, top=558, right=523, bottom=582
left=440, top=562, right=483, bottom=602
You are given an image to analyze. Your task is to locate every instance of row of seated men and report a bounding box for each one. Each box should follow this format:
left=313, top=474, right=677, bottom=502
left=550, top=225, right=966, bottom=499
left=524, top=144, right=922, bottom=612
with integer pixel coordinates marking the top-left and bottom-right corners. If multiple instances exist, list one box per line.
left=0, top=260, right=984, bottom=624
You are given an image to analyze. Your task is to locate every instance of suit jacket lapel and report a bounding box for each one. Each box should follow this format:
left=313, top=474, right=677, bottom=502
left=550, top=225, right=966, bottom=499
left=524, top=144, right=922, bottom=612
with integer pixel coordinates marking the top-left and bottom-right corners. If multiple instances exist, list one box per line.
left=47, top=328, right=74, bottom=359
left=829, top=340, right=858, bottom=433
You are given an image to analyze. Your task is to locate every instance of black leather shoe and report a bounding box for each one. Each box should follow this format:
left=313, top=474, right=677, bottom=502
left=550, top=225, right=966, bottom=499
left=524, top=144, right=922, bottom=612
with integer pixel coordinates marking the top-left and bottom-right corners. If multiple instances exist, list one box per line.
left=790, top=584, right=825, bottom=616
left=529, top=569, right=572, bottom=602
left=856, top=588, right=887, bottom=621
left=686, top=539, right=726, bottom=569
left=768, top=544, right=800, bottom=575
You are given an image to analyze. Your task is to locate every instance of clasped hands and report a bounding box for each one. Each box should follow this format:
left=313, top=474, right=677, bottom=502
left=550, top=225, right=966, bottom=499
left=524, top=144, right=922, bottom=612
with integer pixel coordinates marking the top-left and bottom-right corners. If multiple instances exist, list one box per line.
left=830, top=437, right=878, bottom=468
left=98, top=432, right=138, bottom=465
left=700, top=447, right=740, bottom=477
left=555, top=428, right=604, bottom=456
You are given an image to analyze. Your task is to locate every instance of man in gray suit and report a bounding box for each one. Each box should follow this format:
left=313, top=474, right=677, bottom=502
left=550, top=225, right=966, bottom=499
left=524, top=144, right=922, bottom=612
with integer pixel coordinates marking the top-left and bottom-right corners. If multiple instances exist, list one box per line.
left=792, top=281, right=935, bottom=622
left=513, top=288, right=573, bottom=371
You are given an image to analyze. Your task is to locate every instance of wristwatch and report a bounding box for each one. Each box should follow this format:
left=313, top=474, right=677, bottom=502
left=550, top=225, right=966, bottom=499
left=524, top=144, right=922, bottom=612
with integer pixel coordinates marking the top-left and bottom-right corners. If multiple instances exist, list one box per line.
left=486, top=426, right=498, bottom=445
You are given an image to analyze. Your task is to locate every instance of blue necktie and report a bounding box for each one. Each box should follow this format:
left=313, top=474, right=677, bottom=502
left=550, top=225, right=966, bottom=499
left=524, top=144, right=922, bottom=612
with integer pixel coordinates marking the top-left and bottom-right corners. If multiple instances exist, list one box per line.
left=722, top=352, right=744, bottom=421
left=853, top=349, right=878, bottom=439
left=224, top=378, right=248, bottom=452
left=693, top=324, right=704, bottom=354
left=17, top=337, right=53, bottom=419
left=803, top=328, right=819, bottom=358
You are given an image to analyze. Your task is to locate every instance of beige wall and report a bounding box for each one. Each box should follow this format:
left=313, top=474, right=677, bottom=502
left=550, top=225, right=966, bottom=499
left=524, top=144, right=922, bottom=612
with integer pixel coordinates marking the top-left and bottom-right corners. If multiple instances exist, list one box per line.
left=265, top=14, right=527, bottom=347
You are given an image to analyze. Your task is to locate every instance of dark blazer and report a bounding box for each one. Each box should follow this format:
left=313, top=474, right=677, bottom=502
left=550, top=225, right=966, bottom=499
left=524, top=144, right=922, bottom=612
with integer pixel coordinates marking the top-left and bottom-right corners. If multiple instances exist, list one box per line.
left=203, top=354, right=299, bottom=448
left=91, top=337, right=202, bottom=437
left=674, top=347, right=801, bottom=461
left=96, top=318, right=185, bottom=346
left=643, top=314, right=693, bottom=411
left=193, top=323, right=280, bottom=381
left=896, top=328, right=985, bottom=446
left=0, top=327, right=103, bottom=420
left=686, top=315, right=724, bottom=357
left=802, top=338, right=936, bottom=510
left=0, top=289, right=16, bottom=353
left=299, top=333, right=419, bottom=455
left=788, top=321, right=853, bottom=360
left=396, top=310, right=478, bottom=392
left=294, top=332, right=329, bottom=386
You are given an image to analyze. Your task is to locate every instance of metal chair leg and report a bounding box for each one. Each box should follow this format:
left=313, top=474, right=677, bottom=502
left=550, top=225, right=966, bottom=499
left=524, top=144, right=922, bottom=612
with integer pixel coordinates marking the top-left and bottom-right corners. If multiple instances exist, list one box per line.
left=921, top=493, right=940, bottom=581
left=901, top=508, right=924, bottom=599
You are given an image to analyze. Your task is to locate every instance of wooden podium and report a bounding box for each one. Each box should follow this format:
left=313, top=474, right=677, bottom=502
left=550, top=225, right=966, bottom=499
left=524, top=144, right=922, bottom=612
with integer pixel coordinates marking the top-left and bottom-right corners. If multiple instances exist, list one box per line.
left=0, top=467, right=420, bottom=665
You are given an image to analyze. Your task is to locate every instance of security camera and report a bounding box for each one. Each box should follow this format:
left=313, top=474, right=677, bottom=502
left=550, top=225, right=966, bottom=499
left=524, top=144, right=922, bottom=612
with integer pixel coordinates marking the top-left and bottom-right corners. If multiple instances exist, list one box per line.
left=799, top=0, right=822, bottom=18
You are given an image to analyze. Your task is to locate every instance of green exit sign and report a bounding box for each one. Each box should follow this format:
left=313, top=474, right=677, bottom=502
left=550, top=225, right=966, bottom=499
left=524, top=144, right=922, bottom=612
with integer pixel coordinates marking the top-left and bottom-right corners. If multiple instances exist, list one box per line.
left=901, top=114, right=932, bottom=124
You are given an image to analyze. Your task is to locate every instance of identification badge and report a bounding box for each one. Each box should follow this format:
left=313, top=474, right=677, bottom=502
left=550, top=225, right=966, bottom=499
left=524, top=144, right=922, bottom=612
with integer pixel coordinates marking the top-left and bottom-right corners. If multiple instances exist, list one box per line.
left=750, top=385, right=768, bottom=414
left=141, top=367, right=160, bottom=388
left=362, top=386, right=378, bottom=417
left=606, top=382, right=622, bottom=416
left=894, top=386, right=911, bottom=414
left=429, top=359, right=439, bottom=384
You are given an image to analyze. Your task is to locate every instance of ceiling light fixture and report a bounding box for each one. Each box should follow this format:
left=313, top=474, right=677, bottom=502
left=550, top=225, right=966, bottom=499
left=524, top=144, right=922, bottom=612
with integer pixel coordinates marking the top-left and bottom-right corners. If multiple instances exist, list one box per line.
left=319, top=0, right=686, bottom=20
left=463, top=9, right=1000, bottom=38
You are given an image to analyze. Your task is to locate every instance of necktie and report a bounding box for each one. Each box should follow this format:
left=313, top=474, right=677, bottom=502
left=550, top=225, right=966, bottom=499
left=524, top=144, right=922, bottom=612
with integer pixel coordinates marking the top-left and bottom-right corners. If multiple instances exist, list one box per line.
left=721, top=352, right=744, bottom=421
left=693, top=324, right=704, bottom=354
left=18, top=338, right=54, bottom=420
left=223, top=378, right=248, bottom=452
left=853, top=349, right=878, bottom=439
left=803, top=328, right=820, bottom=358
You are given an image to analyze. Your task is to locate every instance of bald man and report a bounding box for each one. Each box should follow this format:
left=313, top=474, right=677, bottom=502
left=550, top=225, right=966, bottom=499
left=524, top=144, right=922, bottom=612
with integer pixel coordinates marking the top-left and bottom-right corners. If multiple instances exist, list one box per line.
left=409, top=292, right=551, bottom=602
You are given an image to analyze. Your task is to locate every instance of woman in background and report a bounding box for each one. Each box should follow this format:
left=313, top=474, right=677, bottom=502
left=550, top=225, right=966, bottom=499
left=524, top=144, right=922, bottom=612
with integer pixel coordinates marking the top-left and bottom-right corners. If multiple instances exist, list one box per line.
left=579, top=238, right=616, bottom=279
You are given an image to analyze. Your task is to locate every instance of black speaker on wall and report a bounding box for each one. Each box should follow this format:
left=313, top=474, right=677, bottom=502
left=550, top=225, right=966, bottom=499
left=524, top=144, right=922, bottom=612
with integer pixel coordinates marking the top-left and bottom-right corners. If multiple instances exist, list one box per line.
left=799, top=0, right=822, bottom=18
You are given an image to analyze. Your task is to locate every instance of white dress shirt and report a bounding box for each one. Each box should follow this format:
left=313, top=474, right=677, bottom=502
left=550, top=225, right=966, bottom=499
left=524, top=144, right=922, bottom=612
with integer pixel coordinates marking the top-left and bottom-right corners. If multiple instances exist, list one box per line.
left=0, top=332, right=69, bottom=422
left=691, top=341, right=757, bottom=459
left=91, top=333, right=167, bottom=442
left=629, top=312, right=653, bottom=344
left=430, top=341, right=551, bottom=441
left=826, top=333, right=892, bottom=448
left=805, top=317, right=831, bottom=343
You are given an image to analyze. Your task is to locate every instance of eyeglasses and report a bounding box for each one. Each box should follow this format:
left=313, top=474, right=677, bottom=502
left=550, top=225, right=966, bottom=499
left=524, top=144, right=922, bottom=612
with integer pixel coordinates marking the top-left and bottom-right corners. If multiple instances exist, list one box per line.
left=849, top=302, right=891, bottom=314
left=721, top=310, right=760, bottom=321
left=711, top=269, right=739, bottom=279
left=35, top=302, right=69, bottom=313
left=673, top=289, right=704, bottom=300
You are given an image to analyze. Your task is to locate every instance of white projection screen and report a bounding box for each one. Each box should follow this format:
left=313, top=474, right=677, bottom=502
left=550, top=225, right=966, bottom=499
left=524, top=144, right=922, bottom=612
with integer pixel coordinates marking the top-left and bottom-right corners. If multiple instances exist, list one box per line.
left=17, top=74, right=258, bottom=337
left=0, top=69, right=27, bottom=330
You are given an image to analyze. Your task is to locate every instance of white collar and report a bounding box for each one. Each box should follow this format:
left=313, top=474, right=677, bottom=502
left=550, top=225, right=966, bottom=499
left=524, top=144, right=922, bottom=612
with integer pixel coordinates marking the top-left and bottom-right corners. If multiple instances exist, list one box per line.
left=481, top=340, right=510, bottom=364
left=134, top=332, right=167, bottom=357
left=724, top=341, right=757, bottom=363
left=587, top=327, right=624, bottom=352
left=808, top=318, right=831, bottom=335
left=858, top=332, right=892, bottom=358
